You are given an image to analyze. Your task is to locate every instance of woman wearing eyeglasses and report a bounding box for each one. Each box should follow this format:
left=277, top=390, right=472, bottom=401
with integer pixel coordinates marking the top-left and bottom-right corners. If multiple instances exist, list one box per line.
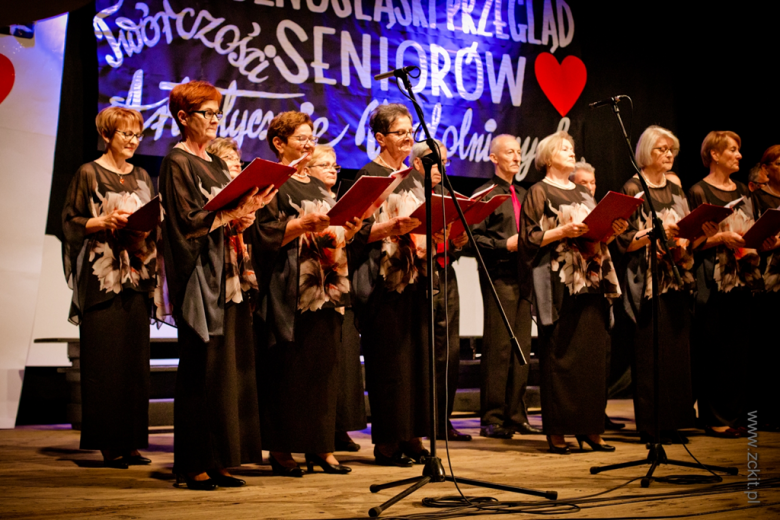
left=688, top=131, right=758, bottom=438
left=614, top=126, right=709, bottom=443
left=158, top=81, right=275, bottom=489
left=351, top=103, right=433, bottom=467
left=303, top=145, right=368, bottom=452
left=251, top=113, right=363, bottom=476
left=62, top=106, right=157, bottom=469
left=206, top=137, right=243, bottom=178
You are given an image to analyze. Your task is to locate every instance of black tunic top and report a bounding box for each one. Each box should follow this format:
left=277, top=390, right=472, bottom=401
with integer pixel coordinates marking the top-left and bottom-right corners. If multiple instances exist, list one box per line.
left=352, top=161, right=427, bottom=308
left=62, top=162, right=158, bottom=325
left=257, top=175, right=360, bottom=348
left=687, top=180, right=760, bottom=296
left=751, top=188, right=780, bottom=292
left=158, top=148, right=255, bottom=342
left=616, top=177, right=695, bottom=322
left=520, top=180, right=620, bottom=327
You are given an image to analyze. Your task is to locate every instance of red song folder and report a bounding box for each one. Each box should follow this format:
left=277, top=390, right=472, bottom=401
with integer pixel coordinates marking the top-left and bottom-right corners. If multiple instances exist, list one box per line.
left=742, top=208, right=780, bottom=248
left=408, top=194, right=481, bottom=234
left=448, top=194, right=512, bottom=238
left=203, top=156, right=303, bottom=211
left=124, top=195, right=161, bottom=232
left=581, top=191, right=644, bottom=242
left=327, top=175, right=396, bottom=226
left=676, top=203, right=733, bottom=240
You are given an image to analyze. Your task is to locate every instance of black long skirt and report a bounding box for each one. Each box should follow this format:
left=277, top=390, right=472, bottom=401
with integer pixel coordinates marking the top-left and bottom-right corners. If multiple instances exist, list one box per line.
left=259, top=308, right=341, bottom=453
left=173, top=300, right=262, bottom=473
left=336, top=308, right=367, bottom=432
left=79, top=290, right=150, bottom=451
left=538, top=293, right=608, bottom=436
left=632, top=291, right=695, bottom=433
left=691, top=289, right=751, bottom=428
left=361, top=284, right=430, bottom=445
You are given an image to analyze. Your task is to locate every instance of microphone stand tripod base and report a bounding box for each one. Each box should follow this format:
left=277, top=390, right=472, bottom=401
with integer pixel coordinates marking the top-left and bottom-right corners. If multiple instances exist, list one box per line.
left=590, top=442, right=738, bottom=488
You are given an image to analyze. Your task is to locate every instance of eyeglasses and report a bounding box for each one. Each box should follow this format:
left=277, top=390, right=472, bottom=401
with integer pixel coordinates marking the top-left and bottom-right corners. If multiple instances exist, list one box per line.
left=191, top=110, right=224, bottom=120
left=291, top=135, right=319, bottom=144
left=653, top=146, right=679, bottom=155
left=384, top=130, right=414, bottom=138
left=309, top=163, right=341, bottom=173
left=115, top=130, right=144, bottom=141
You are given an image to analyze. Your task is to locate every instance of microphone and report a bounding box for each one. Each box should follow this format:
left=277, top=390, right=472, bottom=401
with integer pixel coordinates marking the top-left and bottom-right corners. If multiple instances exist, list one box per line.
left=374, top=66, right=419, bottom=81
left=589, top=95, right=627, bottom=109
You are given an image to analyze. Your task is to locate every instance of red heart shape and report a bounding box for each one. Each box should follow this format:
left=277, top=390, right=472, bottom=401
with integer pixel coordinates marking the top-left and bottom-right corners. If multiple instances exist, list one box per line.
left=534, top=53, right=587, bottom=117
left=0, top=53, right=15, bottom=106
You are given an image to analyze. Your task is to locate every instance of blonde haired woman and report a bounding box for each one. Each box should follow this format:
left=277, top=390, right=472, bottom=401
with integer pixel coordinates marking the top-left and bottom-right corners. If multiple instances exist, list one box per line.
left=62, top=106, right=157, bottom=468
left=519, top=131, right=627, bottom=454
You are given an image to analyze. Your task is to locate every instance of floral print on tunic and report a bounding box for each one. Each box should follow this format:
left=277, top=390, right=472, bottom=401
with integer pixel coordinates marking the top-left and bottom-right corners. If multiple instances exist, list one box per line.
left=635, top=192, right=695, bottom=298
left=90, top=183, right=157, bottom=294
left=374, top=187, right=426, bottom=293
left=539, top=200, right=621, bottom=298
left=713, top=206, right=762, bottom=293
left=283, top=194, right=350, bottom=312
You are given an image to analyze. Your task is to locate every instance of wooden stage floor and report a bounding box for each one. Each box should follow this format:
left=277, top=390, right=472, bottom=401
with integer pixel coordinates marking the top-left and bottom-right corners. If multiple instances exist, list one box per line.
left=1, top=400, right=778, bottom=519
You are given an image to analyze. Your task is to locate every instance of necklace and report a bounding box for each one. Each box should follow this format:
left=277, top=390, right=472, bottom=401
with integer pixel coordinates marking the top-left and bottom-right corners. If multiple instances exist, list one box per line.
left=639, top=170, right=666, bottom=189
left=764, top=184, right=780, bottom=198
left=96, top=158, right=132, bottom=184
left=542, top=176, right=575, bottom=190
left=374, top=154, right=403, bottom=171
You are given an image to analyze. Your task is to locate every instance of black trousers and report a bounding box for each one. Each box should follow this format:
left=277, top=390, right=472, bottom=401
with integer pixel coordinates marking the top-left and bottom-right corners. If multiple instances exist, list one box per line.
left=433, top=264, right=460, bottom=435
left=478, top=274, right=531, bottom=428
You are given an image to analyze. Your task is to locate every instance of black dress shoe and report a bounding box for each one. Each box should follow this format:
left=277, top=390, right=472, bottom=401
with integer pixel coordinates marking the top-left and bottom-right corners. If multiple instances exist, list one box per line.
left=605, top=416, right=626, bottom=430
left=400, top=443, right=430, bottom=464
left=175, top=474, right=218, bottom=491
left=207, top=471, right=246, bottom=487
left=575, top=435, right=616, bottom=452
left=546, top=436, right=571, bottom=455
left=334, top=435, right=361, bottom=452
left=479, top=424, right=513, bottom=439
left=103, top=458, right=129, bottom=469
left=437, top=428, right=472, bottom=441
left=513, top=422, right=542, bottom=435
left=373, top=447, right=413, bottom=467
left=123, top=455, right=152, bottom=465
left=305, top=454, right=352, bottom=474
left=269, top=455, right=304, bottom=477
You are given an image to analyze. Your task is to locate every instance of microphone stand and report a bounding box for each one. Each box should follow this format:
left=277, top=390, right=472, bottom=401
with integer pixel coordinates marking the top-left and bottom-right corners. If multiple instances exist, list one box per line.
left=366, top=69, right=557, bottom=518
left=588, top=97, right=737, bottom=486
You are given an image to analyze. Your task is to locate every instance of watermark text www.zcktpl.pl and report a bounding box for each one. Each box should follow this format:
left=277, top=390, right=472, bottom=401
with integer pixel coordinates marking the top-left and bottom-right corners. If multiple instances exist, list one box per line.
left=745, top=410, right=760, bottom=504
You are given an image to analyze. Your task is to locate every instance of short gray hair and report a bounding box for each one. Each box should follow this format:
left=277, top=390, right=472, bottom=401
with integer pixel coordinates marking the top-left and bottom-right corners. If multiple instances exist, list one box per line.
left=636, top=125, right=679, bottom=169
left=570, top=157, right=595, bottom=180
left=534, top=131, right=574, bottom=173
left=749, top=163, right=764, bottom=183
left=490, top=134, right=519, bottom=155
left=369, top=103, right=412, bottom=136
left=411, top=139, right=445, bottom=163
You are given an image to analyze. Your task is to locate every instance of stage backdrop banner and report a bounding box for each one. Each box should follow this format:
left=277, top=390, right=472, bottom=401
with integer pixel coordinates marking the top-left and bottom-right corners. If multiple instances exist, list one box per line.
left=95, top=0, right=588, bottom=180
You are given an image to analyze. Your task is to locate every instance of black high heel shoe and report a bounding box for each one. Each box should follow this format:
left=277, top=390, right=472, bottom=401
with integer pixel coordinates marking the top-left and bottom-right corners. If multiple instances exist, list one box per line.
left=175, top=473, right=217, bottom=491
left=546, top=436, right=571, bottom=455
left=269, top=454, right=304, bottom=478
left=123, top=454, right=152, bottom=465
left=103, top=457, right=129, bottom=469
left=207, top=471, right=246, bottom=487
left=575, top=434, right=616, bottom=452
left=305, top=454, right=351, bottom=474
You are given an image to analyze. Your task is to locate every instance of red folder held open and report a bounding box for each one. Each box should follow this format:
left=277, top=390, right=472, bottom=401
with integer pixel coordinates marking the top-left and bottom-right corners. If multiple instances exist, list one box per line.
left=408, top=195, right=481, bottom=234
left=581, top=191, right=644, bottom=242
left=448, top=194, right=512, bottom=237
left=203, top=157, right=298, bottom=211
left=676, top=203, right=733, bottom=240
left=124, top=195, right=161, bottom=232
left=327, top=175, right=396, bottom=226
left=742, top=208, right=780, bottom=248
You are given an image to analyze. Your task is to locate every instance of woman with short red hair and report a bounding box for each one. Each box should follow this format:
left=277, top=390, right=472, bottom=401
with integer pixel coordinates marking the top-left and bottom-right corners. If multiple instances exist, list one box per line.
left=159, top=81, right=275, bottom=489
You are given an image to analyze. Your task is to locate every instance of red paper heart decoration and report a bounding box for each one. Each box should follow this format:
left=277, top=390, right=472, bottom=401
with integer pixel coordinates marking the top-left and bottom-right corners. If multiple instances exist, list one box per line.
left=534, top=53, right=587, bottom=117
left=0, top=53, right=15, bottom=106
